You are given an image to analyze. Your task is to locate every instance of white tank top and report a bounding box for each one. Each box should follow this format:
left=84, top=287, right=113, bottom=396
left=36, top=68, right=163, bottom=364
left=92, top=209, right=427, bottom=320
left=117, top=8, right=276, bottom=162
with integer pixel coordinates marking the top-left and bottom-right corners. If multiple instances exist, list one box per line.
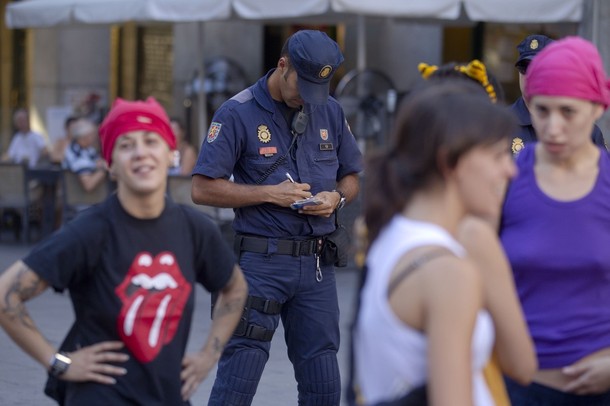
left=354, top=216, right=495, bottom=405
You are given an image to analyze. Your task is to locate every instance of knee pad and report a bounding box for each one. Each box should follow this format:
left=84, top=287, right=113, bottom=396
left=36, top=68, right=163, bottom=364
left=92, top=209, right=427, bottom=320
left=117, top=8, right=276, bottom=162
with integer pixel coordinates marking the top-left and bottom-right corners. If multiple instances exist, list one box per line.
left=296, top=352, right=341, bottom=406
left=209, top=348, right=269, bottom=406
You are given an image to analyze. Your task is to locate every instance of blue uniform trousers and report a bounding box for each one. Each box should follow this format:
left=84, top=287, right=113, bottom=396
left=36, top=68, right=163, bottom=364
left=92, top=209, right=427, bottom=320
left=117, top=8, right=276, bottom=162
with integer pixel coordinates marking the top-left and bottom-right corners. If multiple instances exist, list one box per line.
left=209, top=251, right=341, bottom=406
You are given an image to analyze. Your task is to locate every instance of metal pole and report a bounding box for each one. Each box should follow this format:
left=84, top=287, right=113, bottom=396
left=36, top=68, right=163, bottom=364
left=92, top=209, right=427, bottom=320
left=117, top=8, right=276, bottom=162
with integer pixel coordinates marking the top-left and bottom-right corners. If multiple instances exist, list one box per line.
left=197, top=21, right=209, bottom=147
left=357, top=14, right=366, bottom=72
left=592, top=0, right=600, bottom=46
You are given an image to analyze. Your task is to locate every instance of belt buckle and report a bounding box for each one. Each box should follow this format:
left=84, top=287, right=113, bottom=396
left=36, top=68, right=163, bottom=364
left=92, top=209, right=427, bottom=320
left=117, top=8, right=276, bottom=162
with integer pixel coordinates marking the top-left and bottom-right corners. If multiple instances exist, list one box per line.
left=305, top=239, right=320, bottom=256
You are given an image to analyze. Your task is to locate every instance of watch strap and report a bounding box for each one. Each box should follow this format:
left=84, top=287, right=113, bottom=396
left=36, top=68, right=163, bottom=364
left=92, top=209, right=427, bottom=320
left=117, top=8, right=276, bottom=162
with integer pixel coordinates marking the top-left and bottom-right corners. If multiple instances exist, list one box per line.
left=333, top=189, right=346, bottom=210
left=49, top=352, right=72, bottom=377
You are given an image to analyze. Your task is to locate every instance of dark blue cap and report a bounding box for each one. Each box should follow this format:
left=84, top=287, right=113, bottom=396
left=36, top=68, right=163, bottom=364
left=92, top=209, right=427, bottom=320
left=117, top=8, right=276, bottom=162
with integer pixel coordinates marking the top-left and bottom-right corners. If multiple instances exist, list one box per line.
left=288, top=30, right=344, bottom=105
left=516, top=34, right=554, bottom=67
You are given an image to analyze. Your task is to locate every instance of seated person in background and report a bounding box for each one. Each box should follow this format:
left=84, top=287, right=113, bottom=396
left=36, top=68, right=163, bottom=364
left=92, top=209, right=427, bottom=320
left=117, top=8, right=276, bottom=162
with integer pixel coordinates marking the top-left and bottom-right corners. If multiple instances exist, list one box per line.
left=168, top=117, right=197, bottom=176
left=62, top=118, right=107, bottom=192
left=2, top=108, right=49, bottom=168
left=49, top=115, right=79, bottom=164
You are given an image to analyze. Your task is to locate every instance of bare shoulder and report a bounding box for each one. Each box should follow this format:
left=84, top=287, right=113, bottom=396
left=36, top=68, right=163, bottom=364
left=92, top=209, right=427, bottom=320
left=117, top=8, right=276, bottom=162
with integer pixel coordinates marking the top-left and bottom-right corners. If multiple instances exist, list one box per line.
left=420, top=255, right=483, bottom=323
left=389, top=249, right=481, bottom=329
left=423, top=255, right=480, bottom=290
left=391, top=250, right=481, bottom=300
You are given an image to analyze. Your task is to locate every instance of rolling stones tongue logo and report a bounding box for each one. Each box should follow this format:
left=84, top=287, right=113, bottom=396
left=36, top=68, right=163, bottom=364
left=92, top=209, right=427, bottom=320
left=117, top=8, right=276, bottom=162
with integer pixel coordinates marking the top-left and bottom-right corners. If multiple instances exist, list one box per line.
left=115, top=252, right=192, bottom=363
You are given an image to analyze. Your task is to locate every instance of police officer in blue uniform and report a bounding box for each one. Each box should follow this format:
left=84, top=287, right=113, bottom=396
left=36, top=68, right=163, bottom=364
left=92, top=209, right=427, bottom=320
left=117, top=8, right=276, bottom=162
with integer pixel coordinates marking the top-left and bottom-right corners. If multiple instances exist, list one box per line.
left=192, top=30, right=363, bottom=405
left=510, top=34, right=606, bottom=154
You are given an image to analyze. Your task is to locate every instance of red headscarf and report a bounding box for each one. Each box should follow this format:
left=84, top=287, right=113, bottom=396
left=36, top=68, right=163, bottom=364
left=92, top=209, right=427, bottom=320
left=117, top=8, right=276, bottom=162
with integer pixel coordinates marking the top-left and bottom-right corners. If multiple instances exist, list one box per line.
left=525, top=36, right=610, bottom=110
left=98, top=97, right=176, bottom=165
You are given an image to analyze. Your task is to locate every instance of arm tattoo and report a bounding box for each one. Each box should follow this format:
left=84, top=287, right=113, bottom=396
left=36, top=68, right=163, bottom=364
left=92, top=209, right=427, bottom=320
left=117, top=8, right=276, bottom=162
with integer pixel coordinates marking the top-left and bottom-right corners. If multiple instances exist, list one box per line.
left=2, top=264, right=43, bottom=330
left=211, top=337, right=222, bottom=354
left=213, top=297, right=243, bottom=319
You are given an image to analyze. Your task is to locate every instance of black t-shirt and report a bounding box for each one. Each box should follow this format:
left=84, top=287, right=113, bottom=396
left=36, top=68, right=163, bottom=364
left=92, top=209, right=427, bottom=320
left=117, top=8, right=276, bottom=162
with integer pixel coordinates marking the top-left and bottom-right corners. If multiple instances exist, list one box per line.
left=24, top=194, right=236, bottom=405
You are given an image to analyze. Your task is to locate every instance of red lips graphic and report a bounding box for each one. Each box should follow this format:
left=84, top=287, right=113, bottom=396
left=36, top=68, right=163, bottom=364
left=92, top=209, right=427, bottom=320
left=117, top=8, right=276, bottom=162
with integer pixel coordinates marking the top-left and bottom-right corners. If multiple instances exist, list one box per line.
left=115, top=252, right=192, bottom=363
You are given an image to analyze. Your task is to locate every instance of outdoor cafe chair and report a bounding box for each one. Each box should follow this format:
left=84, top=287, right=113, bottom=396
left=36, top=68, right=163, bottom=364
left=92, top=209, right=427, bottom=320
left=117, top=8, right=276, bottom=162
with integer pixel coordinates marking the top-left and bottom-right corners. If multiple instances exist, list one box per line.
left=61, top=169, right=109, bottom=225
left=0, top=162, right=43, bottom=242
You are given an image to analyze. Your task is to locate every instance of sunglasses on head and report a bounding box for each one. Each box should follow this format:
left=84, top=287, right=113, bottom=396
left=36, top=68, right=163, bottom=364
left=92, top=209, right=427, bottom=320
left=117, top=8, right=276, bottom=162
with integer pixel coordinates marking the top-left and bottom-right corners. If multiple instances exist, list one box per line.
left=516, top=61, right=530, bottom=75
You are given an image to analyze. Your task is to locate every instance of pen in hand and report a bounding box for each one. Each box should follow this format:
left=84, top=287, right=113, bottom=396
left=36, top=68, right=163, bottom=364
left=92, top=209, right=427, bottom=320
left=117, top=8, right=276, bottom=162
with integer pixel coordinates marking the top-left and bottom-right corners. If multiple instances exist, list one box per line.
left=286, top=172, right=295, bottom=183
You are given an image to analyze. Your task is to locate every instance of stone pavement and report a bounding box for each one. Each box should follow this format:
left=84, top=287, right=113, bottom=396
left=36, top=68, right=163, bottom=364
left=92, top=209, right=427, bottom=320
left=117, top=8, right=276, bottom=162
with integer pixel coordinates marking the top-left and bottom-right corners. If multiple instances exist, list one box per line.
left=0, top=240, right=360, bottom=406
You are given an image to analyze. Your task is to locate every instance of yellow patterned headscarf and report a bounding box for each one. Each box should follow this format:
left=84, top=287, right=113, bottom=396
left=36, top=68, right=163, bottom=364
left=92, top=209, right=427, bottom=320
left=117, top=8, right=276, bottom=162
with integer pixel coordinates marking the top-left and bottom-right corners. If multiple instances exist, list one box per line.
left=418, top=60, right=498, bottom=103
left=418, top=62, right=438, bottom=79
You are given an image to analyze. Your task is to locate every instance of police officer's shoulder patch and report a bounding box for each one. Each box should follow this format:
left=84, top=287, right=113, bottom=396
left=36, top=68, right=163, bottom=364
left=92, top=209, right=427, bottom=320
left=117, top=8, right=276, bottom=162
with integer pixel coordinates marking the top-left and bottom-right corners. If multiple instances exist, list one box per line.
left=207, top=122, right=222, bottom=143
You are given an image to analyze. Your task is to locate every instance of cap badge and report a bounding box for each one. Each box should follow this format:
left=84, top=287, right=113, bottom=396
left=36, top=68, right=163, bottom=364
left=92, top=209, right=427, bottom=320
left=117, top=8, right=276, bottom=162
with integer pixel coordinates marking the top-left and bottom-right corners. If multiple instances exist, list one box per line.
left=512, top=137, right=525, bottom=155
left=136, top=115, right=152, bottom=124
left=530, top=39, right=539, bottom=50
left=319, top=65, right=332, bottom=79
left=207, top=122, right=222, bottom=143
left=257, top=124, right=271, bottom=143
left=320, top=129, right=329, bottom=140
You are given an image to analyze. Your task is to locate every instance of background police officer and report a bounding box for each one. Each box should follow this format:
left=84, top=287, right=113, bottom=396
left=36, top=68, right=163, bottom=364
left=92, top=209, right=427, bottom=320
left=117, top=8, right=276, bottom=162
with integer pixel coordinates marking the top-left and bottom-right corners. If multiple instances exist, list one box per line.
left=192, top=30, right=363, bottom=405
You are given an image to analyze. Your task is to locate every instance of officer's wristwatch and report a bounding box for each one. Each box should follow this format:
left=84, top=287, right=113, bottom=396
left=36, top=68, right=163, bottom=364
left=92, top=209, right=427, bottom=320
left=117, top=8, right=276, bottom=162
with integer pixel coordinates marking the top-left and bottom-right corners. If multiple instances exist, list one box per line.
left=333, top=189, right=346, bottom=211
left=49, top=352, right=72, bottom=377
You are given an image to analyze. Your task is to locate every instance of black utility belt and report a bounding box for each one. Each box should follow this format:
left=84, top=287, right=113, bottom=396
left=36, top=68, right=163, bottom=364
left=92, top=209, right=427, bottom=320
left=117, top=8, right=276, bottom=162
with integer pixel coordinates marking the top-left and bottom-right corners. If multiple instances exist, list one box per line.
left=235, top=235, right=323, bottom=257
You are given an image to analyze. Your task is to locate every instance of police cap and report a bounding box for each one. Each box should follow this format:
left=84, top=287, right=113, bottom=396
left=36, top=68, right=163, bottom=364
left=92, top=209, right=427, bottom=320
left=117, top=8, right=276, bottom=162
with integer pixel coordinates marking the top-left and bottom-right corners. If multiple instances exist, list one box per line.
left=288, top=30, right=344, bottom=105
left=515, top=34, right=554, bottom=69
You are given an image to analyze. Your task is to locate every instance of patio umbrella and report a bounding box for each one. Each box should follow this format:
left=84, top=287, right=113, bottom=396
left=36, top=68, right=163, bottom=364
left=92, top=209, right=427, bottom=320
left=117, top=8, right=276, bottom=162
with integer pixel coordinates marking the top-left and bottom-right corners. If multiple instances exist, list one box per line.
left=5, top=0, right=584, bottom=139
left=331, top=0, right=583, bottom=23
left=5, top=0, right=232, bottom=27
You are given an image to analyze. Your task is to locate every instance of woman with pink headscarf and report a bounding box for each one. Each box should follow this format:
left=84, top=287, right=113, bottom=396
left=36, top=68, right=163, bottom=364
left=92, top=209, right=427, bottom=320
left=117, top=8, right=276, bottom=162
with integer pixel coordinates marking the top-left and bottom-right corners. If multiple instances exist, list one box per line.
left=500, top=36, right=610, bottom=405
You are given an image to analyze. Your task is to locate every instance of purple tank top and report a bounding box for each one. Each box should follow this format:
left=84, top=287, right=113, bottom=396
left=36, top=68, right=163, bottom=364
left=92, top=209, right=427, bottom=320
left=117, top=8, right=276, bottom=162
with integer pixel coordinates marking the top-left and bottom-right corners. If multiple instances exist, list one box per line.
left=501, top=144, right=610, bottom=368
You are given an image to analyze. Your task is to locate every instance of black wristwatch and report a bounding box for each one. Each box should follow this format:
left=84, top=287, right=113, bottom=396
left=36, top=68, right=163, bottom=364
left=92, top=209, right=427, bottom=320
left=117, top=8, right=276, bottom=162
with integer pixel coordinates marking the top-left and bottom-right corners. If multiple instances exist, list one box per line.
left=333, top=189, right=346, bottom=211
left=49, top=352, right=72, bottom=377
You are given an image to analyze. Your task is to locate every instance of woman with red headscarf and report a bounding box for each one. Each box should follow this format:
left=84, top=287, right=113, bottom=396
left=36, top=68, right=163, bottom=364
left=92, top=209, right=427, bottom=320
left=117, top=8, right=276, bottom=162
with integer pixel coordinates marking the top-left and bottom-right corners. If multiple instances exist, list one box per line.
left=0, top=97, right=247, bottom=405
left=501, top=37, right=610, bottom=405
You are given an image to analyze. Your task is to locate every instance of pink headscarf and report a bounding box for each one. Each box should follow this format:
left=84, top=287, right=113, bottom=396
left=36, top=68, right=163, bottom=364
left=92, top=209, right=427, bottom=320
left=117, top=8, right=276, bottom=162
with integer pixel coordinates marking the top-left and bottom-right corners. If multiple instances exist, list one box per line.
left=98, top=97, right=176, bottom=165
left=525, top=36, right=610, bottom=110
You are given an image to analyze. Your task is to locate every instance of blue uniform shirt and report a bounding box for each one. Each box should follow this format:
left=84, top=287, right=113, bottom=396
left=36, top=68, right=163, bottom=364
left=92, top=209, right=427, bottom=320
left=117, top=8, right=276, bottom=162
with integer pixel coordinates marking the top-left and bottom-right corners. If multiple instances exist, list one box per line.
left=193, top=70, right=363, bottom=238
left=510, top=96, right=606, bottom=154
